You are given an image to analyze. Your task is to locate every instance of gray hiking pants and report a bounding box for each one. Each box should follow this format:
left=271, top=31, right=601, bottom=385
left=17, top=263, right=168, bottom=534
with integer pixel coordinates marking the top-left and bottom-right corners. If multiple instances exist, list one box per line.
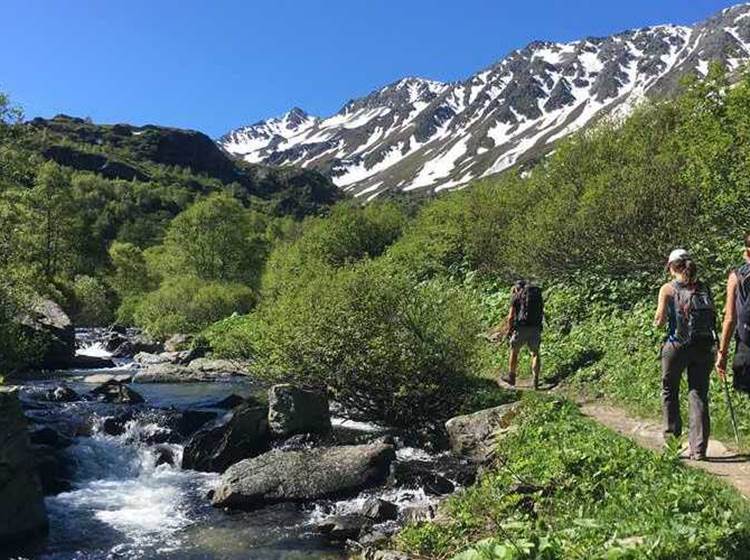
left=661, top=341, right=714, bottom=455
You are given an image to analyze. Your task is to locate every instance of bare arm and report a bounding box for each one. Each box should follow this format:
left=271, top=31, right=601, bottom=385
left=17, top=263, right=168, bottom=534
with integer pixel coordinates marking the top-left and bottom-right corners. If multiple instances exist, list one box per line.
left=506, top=303, right=516, bottom=332
left=716, top=273, right=738, bottom=378
left=654, top=284, right=671, bottom=327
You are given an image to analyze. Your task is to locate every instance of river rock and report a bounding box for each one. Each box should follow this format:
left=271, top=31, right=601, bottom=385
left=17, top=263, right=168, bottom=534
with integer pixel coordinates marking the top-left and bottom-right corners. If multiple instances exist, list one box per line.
left=212, top=394, right=247, bottom=410
left=89, top=380, right=145, bottom=404
left=175, top=409, right=218, bottom=438
left=110, top=334, right=162, bottom=358
left=372, top=551, right=414, bottom=560
left=31, top=444, right=72, bottom=495
left=154, top=445, right=177, bottom=467
left=361, top=498, right=399, bottom=522
left=182, top=405, right=269, bottom=472
left=132, top=363, right=196, bottom=383
left=211, top=442, right=396, bottom=510
left=187, top=358, right=248, bottom=377
left=0, top=388, right=48, bottom=543
left=318, top=514, right=373, bottom=542
left=445, top=402, right=520, bottom=462
left=45, top=384, right=80, bottom=402
left=268, top=384, right=331, bottom=438
left=389, top=461, right=455, bottom=496
left=69, top=355, right=116, bottom=369
left=82, top=373, right=133, bottom=384
left=16, top=298, right=75, bottom=369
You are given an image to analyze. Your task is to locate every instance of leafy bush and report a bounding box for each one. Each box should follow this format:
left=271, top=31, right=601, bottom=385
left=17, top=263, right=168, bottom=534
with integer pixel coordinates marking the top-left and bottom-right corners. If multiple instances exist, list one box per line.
left=397, top=396, right=750, bottom=559
left=245, top=261, right=499, bottom=426
left=133, top=277, right=255, bottom=338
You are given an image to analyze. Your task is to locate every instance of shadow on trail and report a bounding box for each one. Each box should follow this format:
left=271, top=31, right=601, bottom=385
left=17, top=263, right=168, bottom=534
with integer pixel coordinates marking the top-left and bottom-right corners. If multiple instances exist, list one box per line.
left=543, top=348, right=605, bottom=388
left=705, top=454, right=750, bottom=464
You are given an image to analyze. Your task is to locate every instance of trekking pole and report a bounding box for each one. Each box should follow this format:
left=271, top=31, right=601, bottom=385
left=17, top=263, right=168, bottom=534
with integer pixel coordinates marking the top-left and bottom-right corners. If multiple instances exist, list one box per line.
left=722, top=374, right=742, bottom=452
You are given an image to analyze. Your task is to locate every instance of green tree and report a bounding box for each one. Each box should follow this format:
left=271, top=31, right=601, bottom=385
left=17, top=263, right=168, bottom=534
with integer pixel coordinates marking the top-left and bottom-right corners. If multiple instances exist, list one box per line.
left=160, top=192, right=267, bottom=286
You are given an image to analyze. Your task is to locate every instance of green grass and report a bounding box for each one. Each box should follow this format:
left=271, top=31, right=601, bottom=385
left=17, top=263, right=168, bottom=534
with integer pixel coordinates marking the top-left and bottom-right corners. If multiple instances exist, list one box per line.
left=395, top=395, right=750, bottom=560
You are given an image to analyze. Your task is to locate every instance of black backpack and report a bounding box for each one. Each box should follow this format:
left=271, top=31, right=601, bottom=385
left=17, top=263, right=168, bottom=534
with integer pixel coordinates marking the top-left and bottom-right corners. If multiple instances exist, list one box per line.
left=673, top=281, right=716, bottom=345
left=735, top=265, right=750, bottom=346
left=515, top=285, right=544, bottom=328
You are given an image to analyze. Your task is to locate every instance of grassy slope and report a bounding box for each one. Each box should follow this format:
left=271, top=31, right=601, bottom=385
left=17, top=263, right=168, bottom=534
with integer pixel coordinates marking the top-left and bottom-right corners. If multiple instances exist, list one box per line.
left=395, top=396, right=750, bottom=560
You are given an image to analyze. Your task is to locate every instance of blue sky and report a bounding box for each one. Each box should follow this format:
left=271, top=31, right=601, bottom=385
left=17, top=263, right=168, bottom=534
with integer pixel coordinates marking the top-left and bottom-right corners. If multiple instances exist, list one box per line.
left=1, top=0, right=741, bottom=137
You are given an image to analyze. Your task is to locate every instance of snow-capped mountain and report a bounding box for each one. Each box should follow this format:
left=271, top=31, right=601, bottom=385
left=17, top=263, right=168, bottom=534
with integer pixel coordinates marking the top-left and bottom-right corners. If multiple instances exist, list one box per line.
left=220, top=4, right=750, bottom=199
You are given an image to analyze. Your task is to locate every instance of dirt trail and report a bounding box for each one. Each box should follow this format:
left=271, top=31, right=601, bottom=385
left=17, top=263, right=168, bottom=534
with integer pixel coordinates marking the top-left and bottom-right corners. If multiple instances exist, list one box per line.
left=580, top=401, right=750, bottom=498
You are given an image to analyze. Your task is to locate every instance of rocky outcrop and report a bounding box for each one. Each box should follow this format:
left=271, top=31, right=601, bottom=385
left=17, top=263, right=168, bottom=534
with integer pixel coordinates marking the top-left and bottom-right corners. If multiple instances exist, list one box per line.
left=211, top=443, right=396, bottom=510
left=317, top=514, right=373, bottom=542
left=361, top=498, right=399, bottom=522
left=182, top=404, right=269, bottom=472
left=445, top=402, right=520, bottom=462
left=44, top=384, right=80, bottom=402
left=0, top=388, right=48, bottom=544
left=268, top=384, right=331, bottom=438
left=16, top=298, right=75, bottom=369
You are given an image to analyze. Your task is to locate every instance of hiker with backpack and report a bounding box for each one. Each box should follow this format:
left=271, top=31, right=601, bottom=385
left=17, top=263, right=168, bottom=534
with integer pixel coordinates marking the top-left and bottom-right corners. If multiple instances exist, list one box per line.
left=716, top=233, right=750, bottom=393
left=500, top=279, right=544, bottom=390
left=654, top=249, right=717, bottom=461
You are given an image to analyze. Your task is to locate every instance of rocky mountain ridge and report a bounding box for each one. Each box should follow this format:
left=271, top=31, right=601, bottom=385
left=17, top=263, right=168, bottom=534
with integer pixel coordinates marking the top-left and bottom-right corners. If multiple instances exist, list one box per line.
left=220, top=3, right=750, bottom=199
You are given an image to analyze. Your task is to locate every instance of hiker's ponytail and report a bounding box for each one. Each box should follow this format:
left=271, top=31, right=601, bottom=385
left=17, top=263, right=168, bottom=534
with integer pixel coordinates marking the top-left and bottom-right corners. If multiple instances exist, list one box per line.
left=673, top=258, right=698, bottom=285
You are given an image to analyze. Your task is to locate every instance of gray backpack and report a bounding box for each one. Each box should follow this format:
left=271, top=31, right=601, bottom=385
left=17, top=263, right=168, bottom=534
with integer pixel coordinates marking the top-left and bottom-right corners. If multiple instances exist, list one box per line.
left=673, top=281, right=716, bottom=345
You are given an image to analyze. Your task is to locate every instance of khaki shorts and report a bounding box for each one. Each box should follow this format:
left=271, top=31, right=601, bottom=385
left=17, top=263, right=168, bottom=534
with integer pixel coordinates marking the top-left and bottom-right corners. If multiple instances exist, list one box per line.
left=509, top=326, right=542, bottom=353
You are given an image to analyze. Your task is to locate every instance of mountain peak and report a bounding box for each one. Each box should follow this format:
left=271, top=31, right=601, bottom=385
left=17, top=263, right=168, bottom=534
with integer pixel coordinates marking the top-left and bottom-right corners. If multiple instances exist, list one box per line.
left=220, top=2, right=750, bottom=198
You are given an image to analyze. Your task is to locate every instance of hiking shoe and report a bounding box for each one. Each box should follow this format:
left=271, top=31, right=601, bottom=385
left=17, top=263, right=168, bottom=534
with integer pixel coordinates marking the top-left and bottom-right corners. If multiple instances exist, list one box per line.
left=690, top=452, right=707, bottom=462
left=499, top=373, right=516, bottom=387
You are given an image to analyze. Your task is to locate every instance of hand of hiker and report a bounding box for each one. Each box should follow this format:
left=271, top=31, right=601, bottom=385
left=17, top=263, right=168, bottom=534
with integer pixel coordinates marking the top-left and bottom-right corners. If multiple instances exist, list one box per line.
left=715, top=352, right=728, bottom=381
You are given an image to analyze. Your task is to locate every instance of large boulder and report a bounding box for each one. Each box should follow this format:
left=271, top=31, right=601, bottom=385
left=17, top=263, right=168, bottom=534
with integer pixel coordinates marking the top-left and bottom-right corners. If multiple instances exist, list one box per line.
left=211, top=442, right=396, bottom=510
left=133, top=358, right=248, bottom=383
left=267, top=384, right=331, bottom=438
left=182, top=405, right=269, bottom=472
left=0, top=388, right=48, bottom=543
left=445, top=402, right=520, bottom=462
left=17, top=298, right=75, bottom=369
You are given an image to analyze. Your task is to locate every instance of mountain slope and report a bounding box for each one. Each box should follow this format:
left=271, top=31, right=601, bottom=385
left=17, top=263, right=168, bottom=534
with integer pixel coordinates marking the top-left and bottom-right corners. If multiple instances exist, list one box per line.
left=220, top=4, right=750, bottom=200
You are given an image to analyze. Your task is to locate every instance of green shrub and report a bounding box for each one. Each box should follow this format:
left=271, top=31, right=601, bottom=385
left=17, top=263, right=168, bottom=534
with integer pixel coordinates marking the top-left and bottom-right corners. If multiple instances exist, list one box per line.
left=247, top=260, right=498, bottom=426
left=133, top=277, right=255, bottom=338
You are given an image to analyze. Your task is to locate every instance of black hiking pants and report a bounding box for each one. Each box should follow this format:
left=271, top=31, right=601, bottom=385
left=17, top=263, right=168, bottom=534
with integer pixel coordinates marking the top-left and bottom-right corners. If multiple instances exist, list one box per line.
left=661, top=340, right=714, bottom=456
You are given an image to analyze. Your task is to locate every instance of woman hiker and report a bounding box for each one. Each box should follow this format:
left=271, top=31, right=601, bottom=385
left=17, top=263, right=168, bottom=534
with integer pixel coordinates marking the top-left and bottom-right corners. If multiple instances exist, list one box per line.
left=654, top=249, right=718, bottom=461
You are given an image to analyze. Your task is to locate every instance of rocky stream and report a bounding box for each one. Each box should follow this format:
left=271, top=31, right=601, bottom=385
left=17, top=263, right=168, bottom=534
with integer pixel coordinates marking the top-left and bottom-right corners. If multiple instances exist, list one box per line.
left=0, top=328, right=503, bottom=560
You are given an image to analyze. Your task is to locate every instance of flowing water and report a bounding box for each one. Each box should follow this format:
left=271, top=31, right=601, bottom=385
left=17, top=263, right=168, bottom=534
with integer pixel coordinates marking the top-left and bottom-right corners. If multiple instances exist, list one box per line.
left=3, top=330, right=449, bottom=560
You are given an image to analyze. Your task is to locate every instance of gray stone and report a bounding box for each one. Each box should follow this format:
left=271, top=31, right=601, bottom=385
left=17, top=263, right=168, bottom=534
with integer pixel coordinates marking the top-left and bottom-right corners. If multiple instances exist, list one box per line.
left=45, top=384, right=80, bottom=402
left=445, top=402, right=520, bottom=461
left=372, top=551, right=413, bottom=560
left=361, top=498, right=398, bottom=522
left=317, top=514, right=372, bottom=541
left=89, top=380, right=145, bottom=404
left=211, top=443, right=395, bottom=510
left=17, top=298, right=74, bottom=369
left=268, top=384, right=331, bottom=438
left=182, top=405, right=269, bottom=473
left=0, top=388, right=48, bottom=543
left=82, top=373, right=133, bottom=384
left=187, top=358, right=248, bottom=376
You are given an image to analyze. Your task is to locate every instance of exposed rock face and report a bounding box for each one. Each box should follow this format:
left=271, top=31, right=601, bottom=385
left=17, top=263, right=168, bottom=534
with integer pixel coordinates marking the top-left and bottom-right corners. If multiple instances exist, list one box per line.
left=445, top=402, right=520, bottom=462
left=0, top=388, right=48, bottom=543
left=267, top=384, right=331, bottom=438
left=211, top=443, right=396, bottom=510
left=182, top=405, right=269, bottom=472
left=164, top=333, right=192, bottom=352
left=317, top=514, right=373, bottom=542
left=17, top=298, right=75, bottom=369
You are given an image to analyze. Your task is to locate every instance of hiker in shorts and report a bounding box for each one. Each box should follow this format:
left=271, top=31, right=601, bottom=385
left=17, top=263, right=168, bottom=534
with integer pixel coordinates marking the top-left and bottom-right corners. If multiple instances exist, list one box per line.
left=500, top=280, right=544, bottom=389
left=654, top=249, right=717, bottom=461
left=716, top=233, right=750, bottom=392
